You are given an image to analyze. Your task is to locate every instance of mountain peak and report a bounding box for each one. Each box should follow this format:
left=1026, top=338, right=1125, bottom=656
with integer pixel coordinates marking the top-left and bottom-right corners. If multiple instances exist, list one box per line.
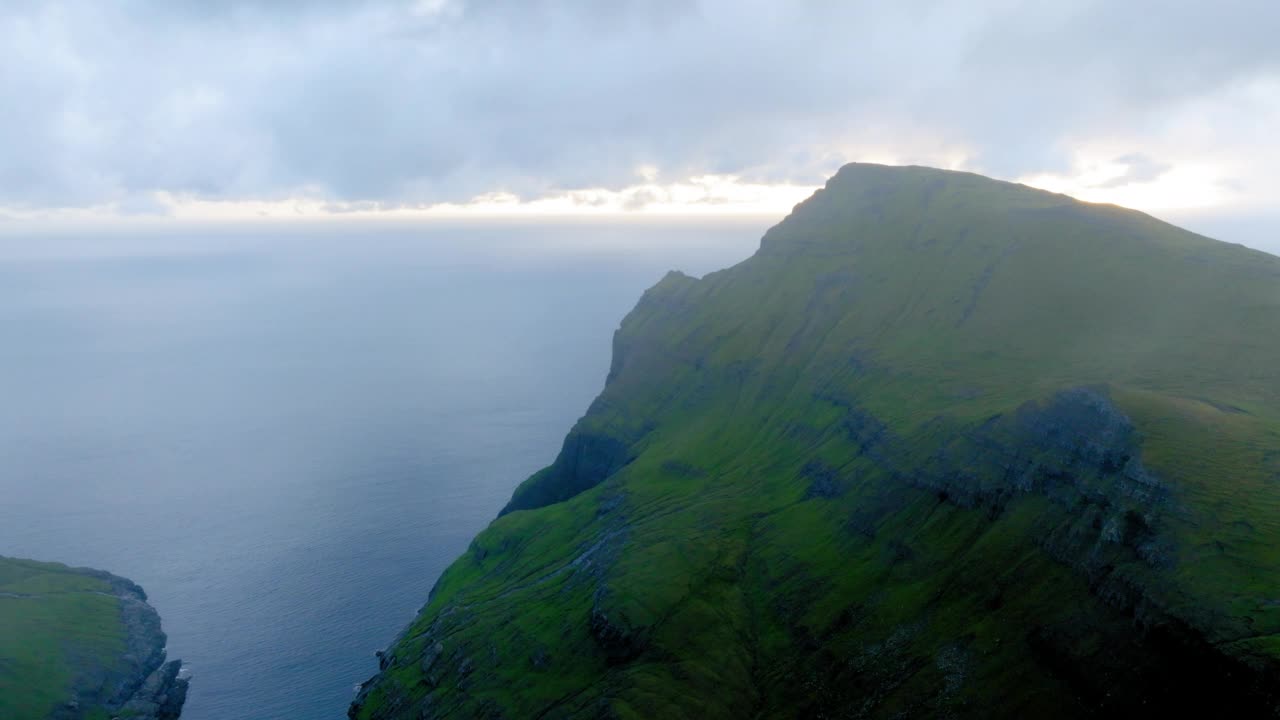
left=353, top=164, right=1280, bottom=720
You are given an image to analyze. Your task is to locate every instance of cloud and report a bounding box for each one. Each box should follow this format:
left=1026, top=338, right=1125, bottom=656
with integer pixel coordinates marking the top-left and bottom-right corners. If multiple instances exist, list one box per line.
left=1092, top=154, right=1173, bottom=189
left=0, top=0, right=1277, bottom=214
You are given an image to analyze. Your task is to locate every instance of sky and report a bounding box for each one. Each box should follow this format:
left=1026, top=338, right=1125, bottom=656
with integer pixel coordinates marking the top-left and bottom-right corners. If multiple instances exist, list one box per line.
left=1, top=0, right=1278, bottom=246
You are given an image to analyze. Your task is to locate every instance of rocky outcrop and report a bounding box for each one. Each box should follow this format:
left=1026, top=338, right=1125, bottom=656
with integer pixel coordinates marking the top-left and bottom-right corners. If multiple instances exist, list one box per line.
left=501, top=431, right=637, bottom=515
left=114, top=659, right=188, bottom=720
left=43, top=566, right=189, bottom=720
left=588, top=588, right=649, bottom=664
left=816, top=385, right=1173, bottom=570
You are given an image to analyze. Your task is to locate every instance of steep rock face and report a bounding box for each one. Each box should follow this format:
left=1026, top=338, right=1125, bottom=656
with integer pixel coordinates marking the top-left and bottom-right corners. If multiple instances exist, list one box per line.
left=501, top=430, right=637, bottom=515
left=352, top=164, right=1280, bottom=719
left=55, top=570, right=189, bottom=720
left=0, top=557, right=188, bottom=720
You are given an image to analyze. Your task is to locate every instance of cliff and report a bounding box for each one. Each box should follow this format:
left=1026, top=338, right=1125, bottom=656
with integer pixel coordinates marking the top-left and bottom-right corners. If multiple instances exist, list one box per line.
left=352, top=164, right=1280, bottom=718
left=0, top=556, right=188, bottom=720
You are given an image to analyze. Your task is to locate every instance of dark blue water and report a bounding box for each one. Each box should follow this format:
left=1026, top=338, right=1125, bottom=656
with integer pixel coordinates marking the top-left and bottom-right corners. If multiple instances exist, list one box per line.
left=0, top=221, right=766, bottom=719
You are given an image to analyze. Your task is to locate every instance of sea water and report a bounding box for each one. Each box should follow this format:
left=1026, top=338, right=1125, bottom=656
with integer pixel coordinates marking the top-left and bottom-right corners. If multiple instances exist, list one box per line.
left=0, top=220, right=767, bottom=719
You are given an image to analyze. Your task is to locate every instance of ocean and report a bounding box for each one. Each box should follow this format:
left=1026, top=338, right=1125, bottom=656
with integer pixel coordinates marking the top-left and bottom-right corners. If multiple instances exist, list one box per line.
left=0, top=219, right=769, bottom=719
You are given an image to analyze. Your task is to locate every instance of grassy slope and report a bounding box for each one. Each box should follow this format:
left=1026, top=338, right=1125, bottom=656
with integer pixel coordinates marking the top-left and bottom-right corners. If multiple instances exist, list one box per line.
left=0, top=557, right=128, bottom=720
left=354, top=164, right=1280, bottom=718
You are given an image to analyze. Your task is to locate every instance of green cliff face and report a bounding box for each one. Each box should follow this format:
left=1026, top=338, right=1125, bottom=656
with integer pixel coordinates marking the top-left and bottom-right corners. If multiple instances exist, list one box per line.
left=0, top=557, right=188, bottom=720
left=352, top=164, right=1280, bottom=719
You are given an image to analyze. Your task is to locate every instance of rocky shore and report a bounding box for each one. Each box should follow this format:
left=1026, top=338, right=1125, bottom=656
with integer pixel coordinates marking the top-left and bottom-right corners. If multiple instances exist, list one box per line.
left=67, top=568, right=189, bottom=720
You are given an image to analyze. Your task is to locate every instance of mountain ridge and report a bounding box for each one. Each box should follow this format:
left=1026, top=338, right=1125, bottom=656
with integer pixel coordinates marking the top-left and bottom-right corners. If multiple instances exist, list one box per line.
left=352, top=163, right=1280, bottom=719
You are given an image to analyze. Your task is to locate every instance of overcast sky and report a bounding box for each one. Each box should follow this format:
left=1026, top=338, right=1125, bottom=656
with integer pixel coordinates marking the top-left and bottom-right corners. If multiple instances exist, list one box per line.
left=1, top=0, right=1277, bottom=241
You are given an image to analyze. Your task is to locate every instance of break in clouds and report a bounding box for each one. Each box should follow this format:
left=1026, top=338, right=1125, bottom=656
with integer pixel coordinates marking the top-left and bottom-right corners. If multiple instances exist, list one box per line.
left=2, top=0, right=1278, bottom=213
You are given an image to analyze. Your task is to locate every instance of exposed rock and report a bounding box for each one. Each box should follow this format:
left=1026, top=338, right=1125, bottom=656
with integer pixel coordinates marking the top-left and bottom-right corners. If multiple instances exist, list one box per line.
left=588, top=589, right=648, bottom=664
left=29, top=563, right=189, bottom=720
left=501, top=431, right=638, bottom=515
left=820, top=386, right=1174, bottom=571
left=420, top=642, right=446, bottom=683
left=117, top=659, right=189, bottom=720
left=801, top=460, right=846, bottom=499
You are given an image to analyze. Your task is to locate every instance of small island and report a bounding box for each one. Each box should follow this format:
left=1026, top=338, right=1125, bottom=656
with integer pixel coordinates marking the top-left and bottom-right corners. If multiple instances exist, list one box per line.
left=0, top=556, right=188, bottom=720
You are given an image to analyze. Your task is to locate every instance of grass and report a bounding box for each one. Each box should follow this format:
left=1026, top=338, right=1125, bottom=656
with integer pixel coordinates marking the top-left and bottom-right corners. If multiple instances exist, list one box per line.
left=0, top=557, right=128, bottom=720
left=354, top=164, right=1280, bottom=718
